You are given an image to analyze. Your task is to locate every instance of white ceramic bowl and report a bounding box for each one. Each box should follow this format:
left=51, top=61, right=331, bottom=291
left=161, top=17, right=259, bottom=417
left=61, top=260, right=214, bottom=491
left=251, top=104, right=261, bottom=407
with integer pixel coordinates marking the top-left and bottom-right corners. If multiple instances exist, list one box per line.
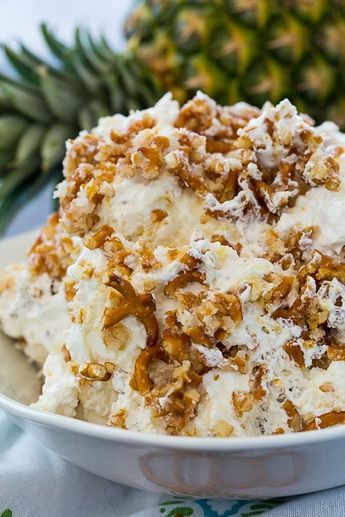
left=1, top=231, right=345, bottom=498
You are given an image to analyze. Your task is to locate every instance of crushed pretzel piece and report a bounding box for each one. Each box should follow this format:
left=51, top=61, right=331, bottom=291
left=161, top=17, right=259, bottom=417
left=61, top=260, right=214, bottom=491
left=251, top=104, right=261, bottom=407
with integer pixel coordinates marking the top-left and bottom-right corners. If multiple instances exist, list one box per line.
left=304, top=411, right=345, bottom=430
left=232, top=391, right=254, bottom=415
left=132, top=346, right=169, bottom=394
left=64, top=280, right=77, bottom=302
left=319, top=382, right=335, bottom=393
left=215, top=420, right=234, bottom=437
left=264, top=276, right=295, bottom=304
left=108, top=409, right=127, bottom=428
left=103, top=274, right=159, bottom=348
left=250, top=365, right=267, bottom=402
left=327, top=345, right=345, bottom=361
left=162, top=329, right=191, bottom=363
left=84, top=225, right=114, bottom=250
left=80, top=362, right=112, bottom=381
left=283, top=341, right=305, bottom=368
left=283, top=400, right=302, bottom=432
left=164, top=270, right=206, bottom=297
left=272, top=427, right=285, bottom=435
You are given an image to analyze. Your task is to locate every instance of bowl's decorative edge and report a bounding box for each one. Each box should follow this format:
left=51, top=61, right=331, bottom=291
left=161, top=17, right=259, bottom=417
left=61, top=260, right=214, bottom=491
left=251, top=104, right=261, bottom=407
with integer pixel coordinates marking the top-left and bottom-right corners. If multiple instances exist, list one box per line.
left=1, top=391, right=345, bottom=451
left=2, top=231, right=345, bottom=452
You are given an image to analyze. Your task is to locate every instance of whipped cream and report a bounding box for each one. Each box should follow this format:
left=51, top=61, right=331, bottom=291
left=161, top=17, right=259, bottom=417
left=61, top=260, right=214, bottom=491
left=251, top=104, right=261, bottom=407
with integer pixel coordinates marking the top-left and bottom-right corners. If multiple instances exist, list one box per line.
left=277, top=176, right=345, bottom=255
left=2, top=92, right=345, bottom=437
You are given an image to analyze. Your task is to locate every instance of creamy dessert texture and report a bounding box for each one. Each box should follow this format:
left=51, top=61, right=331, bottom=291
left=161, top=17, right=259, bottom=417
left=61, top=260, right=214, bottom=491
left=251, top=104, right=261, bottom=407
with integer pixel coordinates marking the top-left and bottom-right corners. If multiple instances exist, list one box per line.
left=2, top=92, right=345, bottom=436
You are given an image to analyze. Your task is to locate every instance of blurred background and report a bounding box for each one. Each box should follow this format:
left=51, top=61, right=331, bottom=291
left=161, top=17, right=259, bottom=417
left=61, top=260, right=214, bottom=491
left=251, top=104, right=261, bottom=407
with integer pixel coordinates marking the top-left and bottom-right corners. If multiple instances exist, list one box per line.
left=1, top=0, right=344, bottom=237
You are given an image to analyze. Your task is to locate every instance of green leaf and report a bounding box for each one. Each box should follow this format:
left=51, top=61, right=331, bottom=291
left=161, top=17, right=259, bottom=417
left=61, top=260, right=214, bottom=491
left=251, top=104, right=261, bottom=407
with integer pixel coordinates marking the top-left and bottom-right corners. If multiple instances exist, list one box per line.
left=78, top=106, right=97, bottom=131
left=0, top=80, right=52, bottom=122
left=15, top=124, right=45, bottom=166
left=75, top=27, right=110, bottom=73
left=18, top=43, right=78, bottom=85
left=0, top=156, right=40, bottom=200
left=3, top=44, right=40, bottom=86
left=40, top=23, right=69, bottom=63
left=90, top=99, right=109, bottom=118
left=0, top=509, right=13, bottom=517
left=0, top=148, right=15, bottom=170
left=138, top=80, right=161, bottom=106
left=0, top=115, right=28, bottom=149
left=116, top=55, right=135, bottom=95
left=19, top=42, right=45, bottom=66
left=41, top=123, right=74, bottom=171
left=98, top=35, right=116, bottom=61
left=71, top=54, right=103, bottom=95
left=88, top=33, right=115, bottom=64
left=38, top=69, right=86, bottom=123
left=0, top=85, right=9, bottom=108
left=103, top=70, right=125, bottom=113
left=167, top=508, right=193, bottom=517
left=78, top=100, right=108, bottom=130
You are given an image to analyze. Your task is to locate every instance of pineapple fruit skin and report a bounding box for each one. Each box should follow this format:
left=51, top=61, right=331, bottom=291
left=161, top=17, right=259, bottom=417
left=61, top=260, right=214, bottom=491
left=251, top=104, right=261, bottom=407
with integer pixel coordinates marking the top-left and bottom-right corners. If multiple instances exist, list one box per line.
left=125, top=0, right=345, bottom=127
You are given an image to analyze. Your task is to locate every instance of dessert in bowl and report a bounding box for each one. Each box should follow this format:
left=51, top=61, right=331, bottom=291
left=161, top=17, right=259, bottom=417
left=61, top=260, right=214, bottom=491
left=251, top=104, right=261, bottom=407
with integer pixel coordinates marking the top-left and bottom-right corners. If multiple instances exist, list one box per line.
left=2, top=92, right=345, bottom=495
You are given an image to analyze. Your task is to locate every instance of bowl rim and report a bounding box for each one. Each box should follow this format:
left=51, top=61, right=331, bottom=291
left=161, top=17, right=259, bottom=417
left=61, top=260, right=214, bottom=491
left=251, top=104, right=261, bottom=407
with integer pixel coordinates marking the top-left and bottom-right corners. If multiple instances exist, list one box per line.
left=2, top=392, right=345, bottom=451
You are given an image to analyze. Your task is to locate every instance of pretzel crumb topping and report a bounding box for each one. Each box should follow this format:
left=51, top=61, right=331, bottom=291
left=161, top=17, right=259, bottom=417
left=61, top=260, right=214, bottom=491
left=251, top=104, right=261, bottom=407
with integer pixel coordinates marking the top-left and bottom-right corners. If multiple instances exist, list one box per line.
left=19, top=91, right=345, bottom=437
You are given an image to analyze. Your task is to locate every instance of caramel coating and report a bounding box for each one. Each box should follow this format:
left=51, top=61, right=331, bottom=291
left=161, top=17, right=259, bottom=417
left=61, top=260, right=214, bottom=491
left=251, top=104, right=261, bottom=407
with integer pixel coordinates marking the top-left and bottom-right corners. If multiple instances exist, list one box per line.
left=103, top=274, right=159, bottom=348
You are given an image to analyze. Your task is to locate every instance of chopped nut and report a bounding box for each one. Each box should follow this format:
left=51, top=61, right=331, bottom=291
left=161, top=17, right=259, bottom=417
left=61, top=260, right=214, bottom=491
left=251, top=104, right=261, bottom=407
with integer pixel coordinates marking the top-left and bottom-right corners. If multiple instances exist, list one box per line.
left=314, top=253, right=345, bottom=283
left=264, top=276, right=295, bottom=304
left=108, top=409, right=127, bottom=428
left=80, top=362, right=112, bottom=381
left=187, top=326, right=213, bottom=347
left=283, top=341, right=305, bottom=368
left=29, top=212, right=71, bottom=279
left=327, top=345, right=345, bottom=361
left=283, top=400, right=302, bottom=432
left=227, top=350, right=249, bottom=374
left=232, top=392, right=254, bottom=415
left=162, top=329, right=191, bottom=363
left=105, top=361, right=116, bottom=373
left=140, top=245, right=161, bottom=271
left=64, top=281, right=77, bottom=302
left=61, top=345, right=72, bottom=363
left=272, top=427, right=285, bottom=435
left=103, top=323, right=130, bottom=351
left=215, top=420, right=234, bottom=437
left=319, top=382, right=335, bottom=393
left=250, top=365, right=267, bottom=402
left=151, top=208, right=168, bottom=223
left=214, top=292, right=243, bottom=323
left=183, top=388, right=201, bottom=410
left=84, top=225, right=114, bottom=249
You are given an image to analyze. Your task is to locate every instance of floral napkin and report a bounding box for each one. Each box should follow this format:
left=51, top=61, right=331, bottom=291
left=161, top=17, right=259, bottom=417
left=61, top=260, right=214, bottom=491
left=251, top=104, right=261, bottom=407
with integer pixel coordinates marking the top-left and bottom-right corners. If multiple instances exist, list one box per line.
left=1, top=412, right=344, bottom=517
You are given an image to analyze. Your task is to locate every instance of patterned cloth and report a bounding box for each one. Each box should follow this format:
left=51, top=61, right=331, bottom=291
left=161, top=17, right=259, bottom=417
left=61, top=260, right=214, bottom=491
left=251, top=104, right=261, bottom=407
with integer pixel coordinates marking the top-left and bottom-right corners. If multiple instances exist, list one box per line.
left=1, top=412, right=345, bottom=517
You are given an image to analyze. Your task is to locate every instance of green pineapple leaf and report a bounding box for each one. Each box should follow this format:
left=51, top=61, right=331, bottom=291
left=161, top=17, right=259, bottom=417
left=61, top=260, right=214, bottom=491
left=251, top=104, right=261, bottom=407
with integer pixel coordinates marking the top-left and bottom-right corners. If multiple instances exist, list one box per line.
left=0, top=509, right=13, bottom=517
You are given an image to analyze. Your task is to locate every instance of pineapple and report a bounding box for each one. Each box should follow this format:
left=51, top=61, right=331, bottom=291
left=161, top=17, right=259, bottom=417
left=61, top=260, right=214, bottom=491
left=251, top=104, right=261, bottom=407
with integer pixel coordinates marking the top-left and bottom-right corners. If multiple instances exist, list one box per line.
left=125, top=0, right=345, bottom=127
left=0, top=24, right=162, bottom=232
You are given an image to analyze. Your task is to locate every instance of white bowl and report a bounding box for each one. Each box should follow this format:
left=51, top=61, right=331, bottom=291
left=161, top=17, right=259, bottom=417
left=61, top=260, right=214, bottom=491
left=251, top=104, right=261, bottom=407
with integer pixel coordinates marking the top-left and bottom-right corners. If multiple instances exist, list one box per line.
left=1, top=231, right=345, bottom=498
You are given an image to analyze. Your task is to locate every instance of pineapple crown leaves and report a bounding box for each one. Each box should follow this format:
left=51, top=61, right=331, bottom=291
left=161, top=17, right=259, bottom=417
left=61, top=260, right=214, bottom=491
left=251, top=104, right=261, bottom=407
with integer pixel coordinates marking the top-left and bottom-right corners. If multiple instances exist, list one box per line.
left=0, top=23, right=163, bottom=233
